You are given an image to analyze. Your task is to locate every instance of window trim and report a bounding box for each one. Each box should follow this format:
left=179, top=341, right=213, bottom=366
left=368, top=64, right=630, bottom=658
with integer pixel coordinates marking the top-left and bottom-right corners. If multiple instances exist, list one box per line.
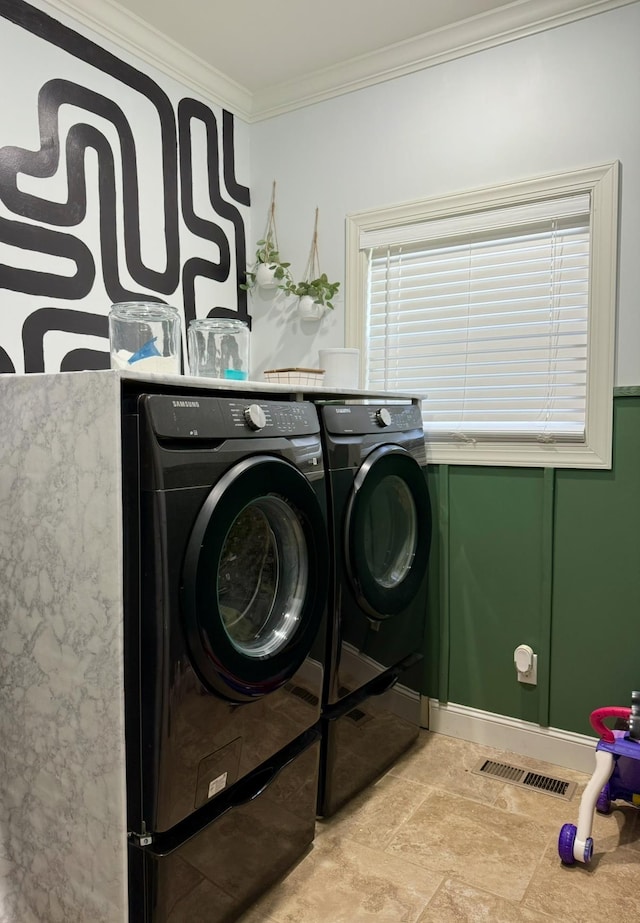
left=345, top=162, right=619, bottom=469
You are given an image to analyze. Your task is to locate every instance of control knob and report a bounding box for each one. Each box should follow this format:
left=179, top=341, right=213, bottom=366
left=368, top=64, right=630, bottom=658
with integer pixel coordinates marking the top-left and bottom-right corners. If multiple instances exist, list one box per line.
left=375, top=408, right=392, bottom=427
left=243, top=403, right=267, bottom=430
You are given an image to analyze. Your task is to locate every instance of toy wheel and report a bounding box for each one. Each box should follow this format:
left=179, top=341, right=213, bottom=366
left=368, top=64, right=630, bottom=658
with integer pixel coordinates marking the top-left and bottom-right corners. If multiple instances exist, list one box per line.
left=596, top=783, right=611, bottom=814
left=558, top=823, right=577, bottom=864
left=583, top=837, right=594, bottom=864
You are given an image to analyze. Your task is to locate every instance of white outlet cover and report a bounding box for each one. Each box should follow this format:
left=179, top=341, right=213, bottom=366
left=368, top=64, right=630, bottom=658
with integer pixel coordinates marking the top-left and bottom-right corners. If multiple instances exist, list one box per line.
left=517, top=653, right=538, bottom=685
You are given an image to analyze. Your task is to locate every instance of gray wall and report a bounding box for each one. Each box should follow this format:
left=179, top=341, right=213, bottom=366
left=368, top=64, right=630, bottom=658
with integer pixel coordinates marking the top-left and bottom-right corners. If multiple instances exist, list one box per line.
left=249, top=3, right=640, bottom=385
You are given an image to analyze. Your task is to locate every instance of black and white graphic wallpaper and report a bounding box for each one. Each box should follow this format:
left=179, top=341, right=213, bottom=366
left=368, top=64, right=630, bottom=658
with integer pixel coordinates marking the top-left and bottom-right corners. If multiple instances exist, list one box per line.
left=0, top=0, right=250, bottom=374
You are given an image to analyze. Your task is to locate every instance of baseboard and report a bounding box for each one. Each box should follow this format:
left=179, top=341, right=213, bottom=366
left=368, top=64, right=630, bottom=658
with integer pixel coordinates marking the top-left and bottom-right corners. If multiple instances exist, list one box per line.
left=421, top=698, right=598, bottom=775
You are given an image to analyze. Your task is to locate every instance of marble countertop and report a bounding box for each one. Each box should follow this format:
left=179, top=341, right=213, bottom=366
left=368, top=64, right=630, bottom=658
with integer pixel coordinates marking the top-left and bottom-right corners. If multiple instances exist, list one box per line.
left=2, top=369, right=425, bottom=403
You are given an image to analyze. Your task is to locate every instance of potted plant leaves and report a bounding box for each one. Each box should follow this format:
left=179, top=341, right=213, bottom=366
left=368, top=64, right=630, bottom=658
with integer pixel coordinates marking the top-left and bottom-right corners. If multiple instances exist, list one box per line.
left=282, top=208, right=340, bottom=320
left=244, top=233, right=293, bottom=290
left=282, top=274, right=340, bottom=319
left=240, top=180, right=293, bottom=292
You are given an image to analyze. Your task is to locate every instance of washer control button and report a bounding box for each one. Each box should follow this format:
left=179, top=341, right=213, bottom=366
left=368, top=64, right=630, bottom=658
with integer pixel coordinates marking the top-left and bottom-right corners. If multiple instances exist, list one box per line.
left=375, top=408, right=392, bottom=427
left=243, top=403, right=267, bottom=430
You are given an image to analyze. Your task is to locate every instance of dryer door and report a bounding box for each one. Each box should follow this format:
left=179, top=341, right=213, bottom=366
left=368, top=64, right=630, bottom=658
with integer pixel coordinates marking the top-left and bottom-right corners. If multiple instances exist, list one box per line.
left=181, top=455, right=328, bottom=702
left=344, top=444, right=431, bottom=619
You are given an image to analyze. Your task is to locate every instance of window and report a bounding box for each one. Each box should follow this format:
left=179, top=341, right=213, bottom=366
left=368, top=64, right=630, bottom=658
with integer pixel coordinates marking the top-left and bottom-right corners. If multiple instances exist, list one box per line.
left=346, top=163, right=619, bottom=468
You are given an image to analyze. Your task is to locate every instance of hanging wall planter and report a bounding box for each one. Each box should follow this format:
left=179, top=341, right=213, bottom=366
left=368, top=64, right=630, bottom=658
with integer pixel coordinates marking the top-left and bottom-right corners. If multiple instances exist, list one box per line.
left=240, top=180, right=293, bottom=293
left=298, top=294, right=326, bottom=321
left=282, top=208, right=340, bottom=321
left=254, top=261, right=280, bottom=289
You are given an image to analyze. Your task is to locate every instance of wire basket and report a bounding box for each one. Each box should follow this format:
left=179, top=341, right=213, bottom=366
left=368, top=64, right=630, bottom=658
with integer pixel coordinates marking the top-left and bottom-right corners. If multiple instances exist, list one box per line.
left=263, top=367, right=325, bottom=386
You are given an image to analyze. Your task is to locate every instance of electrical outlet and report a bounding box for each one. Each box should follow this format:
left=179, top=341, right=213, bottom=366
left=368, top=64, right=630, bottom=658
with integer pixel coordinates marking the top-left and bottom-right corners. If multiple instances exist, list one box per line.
left=514, top=644, right=538, bottom=685
left=517, top=653, right=538, bottom=685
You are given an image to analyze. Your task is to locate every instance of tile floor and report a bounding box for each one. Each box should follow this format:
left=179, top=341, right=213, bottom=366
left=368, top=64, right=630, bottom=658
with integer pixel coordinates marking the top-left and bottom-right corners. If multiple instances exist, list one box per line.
left=239, top=731, right=640, bottom=922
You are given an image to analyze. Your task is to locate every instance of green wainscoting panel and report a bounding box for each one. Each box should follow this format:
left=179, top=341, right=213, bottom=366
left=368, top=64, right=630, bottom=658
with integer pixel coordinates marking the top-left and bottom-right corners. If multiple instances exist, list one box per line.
left=423, top=395, right=640, bottom=736
left=446, top=466, right=547, bottom=722
left=423, top=466, right=444, bottom=700
left=537, top=468, right=556, bottom=728
left=550, top=397, right=640, bottom=736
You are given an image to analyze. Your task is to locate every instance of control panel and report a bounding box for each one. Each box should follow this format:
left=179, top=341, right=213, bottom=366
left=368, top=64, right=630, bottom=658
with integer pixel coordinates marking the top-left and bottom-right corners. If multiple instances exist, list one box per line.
left=142, top=395, right=320, bottom=439
left=321, top=403, right=422, bottom=436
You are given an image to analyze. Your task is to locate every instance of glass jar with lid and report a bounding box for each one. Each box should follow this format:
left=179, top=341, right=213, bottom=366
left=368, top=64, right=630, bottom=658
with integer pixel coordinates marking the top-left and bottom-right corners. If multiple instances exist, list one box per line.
left=188, top=318, right=250, bottom=380
left=109, top=302, right=181, bottom=374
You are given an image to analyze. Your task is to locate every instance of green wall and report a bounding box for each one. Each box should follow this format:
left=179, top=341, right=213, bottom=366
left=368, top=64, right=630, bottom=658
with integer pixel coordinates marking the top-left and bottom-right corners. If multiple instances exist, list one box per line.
left=425, top=393, right=640, bottom=737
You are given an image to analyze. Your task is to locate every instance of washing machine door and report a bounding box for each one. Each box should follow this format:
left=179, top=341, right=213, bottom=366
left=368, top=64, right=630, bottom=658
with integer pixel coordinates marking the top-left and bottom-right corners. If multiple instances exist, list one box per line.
left=344, top=444, right=431, bottom=619
left=181, top=455, right=328, bottom=702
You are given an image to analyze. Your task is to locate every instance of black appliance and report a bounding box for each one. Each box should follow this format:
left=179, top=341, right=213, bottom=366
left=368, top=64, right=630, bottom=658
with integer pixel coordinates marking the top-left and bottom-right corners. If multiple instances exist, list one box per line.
left=122, top=392, right=329, bottom=922
left=317, top=402, right=432, bottom=817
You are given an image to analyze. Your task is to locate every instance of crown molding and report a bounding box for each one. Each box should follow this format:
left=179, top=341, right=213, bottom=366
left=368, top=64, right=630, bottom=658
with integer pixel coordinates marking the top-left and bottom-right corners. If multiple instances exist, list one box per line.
left=252, top=0, right=637, bottom=120
left=32, top=0, right=637, bottom=122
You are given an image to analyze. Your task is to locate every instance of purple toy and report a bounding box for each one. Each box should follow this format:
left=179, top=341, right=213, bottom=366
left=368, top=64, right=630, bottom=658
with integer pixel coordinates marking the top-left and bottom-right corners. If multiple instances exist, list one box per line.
left=558, top=701, right=640, bottom=865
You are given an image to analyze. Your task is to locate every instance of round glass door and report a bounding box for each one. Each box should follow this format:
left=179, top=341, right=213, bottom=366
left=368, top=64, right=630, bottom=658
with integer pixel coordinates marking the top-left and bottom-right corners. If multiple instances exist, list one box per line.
left=181, top=456, right=328, bottom=700
left=218, top=496, right=308, bottom=658
left=345, top=445, right=431, bottom=618
left=363, top=475, right=417, bottom=589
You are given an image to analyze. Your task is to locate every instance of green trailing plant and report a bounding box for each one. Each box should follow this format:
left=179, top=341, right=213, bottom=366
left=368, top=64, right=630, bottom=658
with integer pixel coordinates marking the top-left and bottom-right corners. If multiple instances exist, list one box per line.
left=239, top=180, right=293, bottom=292
left=239, top=234, right=292, bottom=290
left=281, top=273, right=340, bottom=309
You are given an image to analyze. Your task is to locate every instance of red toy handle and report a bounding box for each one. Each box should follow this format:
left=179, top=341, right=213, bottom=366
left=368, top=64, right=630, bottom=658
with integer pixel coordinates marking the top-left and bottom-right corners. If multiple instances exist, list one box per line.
left=590, top=706, right=631, bottom=742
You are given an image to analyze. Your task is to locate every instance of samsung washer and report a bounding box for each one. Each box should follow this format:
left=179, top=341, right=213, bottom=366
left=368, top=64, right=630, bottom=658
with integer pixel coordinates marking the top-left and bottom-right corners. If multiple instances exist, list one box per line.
left=122, top=390, right=329, bottom=922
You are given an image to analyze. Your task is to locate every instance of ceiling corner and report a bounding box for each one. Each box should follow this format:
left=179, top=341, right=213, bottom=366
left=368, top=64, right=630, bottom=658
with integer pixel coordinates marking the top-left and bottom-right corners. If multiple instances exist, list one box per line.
left=38, top=0, right=255, bottom=120
left=34, top=0, right=638, bottom=124
left=248, top=0, right=638, bottom=120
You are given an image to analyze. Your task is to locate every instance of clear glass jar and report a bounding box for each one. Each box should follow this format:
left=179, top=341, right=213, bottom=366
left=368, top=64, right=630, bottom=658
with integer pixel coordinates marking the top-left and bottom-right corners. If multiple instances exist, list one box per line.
left=109, top=302, right=181, bottom=374
left=188, top=318, right=250, bottom=380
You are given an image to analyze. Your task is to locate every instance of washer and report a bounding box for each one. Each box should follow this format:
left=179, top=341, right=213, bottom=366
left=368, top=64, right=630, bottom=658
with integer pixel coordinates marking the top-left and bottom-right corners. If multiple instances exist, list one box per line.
left=122, top=390, right=329, bottom=922
left=317, top=401, right=432, bottom=817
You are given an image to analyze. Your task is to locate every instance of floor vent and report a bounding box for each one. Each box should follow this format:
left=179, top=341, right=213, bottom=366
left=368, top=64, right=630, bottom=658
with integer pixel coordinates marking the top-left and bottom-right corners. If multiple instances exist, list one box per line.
left=346, top=706, right=370, bottom=724
left=472, top=758, right=577, bottom=801
left=284, top=683, right=319, bottom=707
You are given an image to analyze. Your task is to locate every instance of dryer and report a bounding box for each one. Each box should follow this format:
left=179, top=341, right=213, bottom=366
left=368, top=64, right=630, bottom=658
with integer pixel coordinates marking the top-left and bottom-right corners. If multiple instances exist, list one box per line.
left=122, top=391, right=329, bottom=922
left=317, top=401, right=432, bottom=817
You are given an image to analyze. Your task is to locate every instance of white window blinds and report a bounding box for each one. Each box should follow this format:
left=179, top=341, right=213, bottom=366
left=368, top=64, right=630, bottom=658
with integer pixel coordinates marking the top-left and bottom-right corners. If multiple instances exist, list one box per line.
left=362, top=193, right=591, bottom=443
